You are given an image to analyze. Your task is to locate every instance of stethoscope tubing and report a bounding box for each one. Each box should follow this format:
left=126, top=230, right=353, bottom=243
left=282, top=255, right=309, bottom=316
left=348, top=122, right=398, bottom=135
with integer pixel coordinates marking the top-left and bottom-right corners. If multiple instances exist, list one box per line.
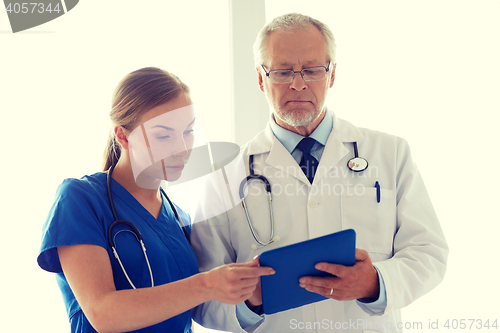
left=106, top=164, right=189, bottom=289
left=239, top=155, right=276, bottom=248
left=240, top=141, right=367, bottom=248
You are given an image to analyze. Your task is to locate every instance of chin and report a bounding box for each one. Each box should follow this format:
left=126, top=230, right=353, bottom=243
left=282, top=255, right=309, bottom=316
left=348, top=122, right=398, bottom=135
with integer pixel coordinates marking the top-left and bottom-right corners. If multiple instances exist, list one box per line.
left=165, top=173, right=182, bottom=182
left=277, top=108, right=320, bottom=127
left=135, top=164, right=183, bottom=187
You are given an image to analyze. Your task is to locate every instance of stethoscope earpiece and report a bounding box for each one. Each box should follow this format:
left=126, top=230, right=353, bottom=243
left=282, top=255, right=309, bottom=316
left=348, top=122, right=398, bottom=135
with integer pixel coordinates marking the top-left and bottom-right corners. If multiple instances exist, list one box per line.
left=250, top=236, right=280, bottom=250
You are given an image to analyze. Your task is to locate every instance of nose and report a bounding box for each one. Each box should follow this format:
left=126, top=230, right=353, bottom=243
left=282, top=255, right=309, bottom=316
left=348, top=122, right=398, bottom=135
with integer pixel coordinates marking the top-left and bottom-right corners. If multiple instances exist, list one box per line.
left=171, top=137, right=190, bottom=158
left=289, top=72, right=307, bottom=91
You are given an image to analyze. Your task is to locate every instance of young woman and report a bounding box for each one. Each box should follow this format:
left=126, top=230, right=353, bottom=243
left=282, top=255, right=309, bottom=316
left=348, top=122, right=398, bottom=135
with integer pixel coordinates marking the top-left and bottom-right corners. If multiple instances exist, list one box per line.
left=37, top=67, right=274, bottom=333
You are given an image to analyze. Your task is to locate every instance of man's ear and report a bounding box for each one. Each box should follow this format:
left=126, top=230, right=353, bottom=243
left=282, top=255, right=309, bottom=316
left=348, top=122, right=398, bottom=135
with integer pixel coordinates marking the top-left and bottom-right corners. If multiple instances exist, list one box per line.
left=329, top=63, right=337, bottom=88
left=257, top=67, right=265, bottom=92
left=114, top=126, right=130, bottom=150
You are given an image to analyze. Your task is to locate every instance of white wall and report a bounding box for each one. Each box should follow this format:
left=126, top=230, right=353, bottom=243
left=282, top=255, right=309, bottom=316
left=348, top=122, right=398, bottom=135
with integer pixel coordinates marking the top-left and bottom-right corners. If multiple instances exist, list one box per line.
left=1, top=1, right=230, bottom=332
left=264, top=1, right=500, bottom=331
left=1, top=1, right=499, bottom=332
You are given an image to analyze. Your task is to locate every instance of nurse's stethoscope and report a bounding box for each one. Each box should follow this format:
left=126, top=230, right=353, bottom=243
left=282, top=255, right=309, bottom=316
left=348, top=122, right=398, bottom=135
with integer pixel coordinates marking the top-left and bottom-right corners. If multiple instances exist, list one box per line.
left=238, top=141, right=368, bottom=249
left=106, top=164, right=189, bottom=289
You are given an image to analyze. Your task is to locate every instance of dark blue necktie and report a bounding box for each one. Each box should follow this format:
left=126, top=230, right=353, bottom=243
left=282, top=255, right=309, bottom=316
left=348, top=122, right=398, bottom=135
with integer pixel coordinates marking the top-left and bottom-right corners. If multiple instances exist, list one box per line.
left=297, top=137, right=318, bottom=183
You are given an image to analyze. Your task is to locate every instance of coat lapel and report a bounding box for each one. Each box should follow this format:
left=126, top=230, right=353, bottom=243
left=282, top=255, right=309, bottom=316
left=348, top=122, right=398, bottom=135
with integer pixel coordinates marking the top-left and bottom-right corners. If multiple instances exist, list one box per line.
left=315, top=115, right=365, bottom=182
left=246, top=113, right=366, bottom=185
left=247, top=126, right=308, bottom=183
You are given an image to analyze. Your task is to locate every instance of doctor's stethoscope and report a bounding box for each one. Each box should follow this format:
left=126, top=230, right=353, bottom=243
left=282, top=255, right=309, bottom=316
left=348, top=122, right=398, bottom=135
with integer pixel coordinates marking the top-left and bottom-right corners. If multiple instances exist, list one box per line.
left=238, top=141, right=368, bottom=249
left=106, top=164, right=189, bottom=289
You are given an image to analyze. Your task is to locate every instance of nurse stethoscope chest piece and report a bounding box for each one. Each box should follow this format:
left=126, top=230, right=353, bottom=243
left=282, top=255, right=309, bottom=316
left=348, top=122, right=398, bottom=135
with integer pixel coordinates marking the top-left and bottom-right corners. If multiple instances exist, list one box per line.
left=106, top=164, right=189, bottom=289
left=347, top=142, right=368, bottom=172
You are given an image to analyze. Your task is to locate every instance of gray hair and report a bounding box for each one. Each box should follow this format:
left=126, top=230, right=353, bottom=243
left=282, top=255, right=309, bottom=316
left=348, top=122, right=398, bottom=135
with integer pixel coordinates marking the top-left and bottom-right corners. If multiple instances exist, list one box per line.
left=253, top=13, right=336, bottom=67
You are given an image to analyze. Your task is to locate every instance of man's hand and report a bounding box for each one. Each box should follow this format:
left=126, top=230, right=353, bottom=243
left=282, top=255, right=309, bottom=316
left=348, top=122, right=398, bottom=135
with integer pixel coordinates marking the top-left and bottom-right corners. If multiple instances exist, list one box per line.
left=298, top=248, right=380, bottom=301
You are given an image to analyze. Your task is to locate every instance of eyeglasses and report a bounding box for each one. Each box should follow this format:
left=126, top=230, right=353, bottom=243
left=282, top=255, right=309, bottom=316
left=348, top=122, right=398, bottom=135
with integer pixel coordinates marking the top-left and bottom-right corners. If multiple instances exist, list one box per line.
left=261, top=61, right=331, bottom=84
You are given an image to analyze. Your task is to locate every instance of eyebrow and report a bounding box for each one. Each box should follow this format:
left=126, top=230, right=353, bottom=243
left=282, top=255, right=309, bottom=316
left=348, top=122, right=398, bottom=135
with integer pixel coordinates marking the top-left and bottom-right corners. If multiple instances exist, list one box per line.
left=151, top=117, right=196, bottom=131
left=274, top=61, right=324, bottom=68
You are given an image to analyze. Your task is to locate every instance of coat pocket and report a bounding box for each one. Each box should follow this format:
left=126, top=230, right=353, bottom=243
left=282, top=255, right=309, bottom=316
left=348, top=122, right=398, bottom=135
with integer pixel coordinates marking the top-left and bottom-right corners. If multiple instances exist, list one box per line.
left=340, top=187, right=396, bottom=261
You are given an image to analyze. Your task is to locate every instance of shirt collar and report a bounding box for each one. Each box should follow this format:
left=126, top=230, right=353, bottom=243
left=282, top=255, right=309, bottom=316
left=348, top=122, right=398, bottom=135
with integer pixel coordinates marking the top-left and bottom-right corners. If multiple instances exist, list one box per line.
left=269, top=108, right=333, bottom=154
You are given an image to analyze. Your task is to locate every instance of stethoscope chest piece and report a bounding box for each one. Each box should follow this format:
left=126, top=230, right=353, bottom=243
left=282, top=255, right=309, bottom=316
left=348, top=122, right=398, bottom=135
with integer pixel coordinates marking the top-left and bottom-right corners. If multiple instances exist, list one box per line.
left=347, top=142, right=368, bottom=172
left=347, top=156, right=368, bottom=172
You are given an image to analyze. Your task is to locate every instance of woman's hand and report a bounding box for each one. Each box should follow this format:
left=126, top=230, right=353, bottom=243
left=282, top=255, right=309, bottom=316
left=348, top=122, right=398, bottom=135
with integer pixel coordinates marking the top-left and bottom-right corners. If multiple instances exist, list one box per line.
left=201, top=257, right=274, bottom=305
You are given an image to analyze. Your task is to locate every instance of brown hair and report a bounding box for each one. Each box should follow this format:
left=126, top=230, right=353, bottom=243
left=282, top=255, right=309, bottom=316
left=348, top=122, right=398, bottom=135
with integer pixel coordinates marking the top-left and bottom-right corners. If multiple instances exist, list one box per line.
left=102, top=67, right=190, bottom=171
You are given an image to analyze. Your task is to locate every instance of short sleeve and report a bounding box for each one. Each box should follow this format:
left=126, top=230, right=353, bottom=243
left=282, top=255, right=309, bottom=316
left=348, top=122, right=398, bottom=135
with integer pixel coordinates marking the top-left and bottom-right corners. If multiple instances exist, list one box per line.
left=37, top=178, right=109, bottom=273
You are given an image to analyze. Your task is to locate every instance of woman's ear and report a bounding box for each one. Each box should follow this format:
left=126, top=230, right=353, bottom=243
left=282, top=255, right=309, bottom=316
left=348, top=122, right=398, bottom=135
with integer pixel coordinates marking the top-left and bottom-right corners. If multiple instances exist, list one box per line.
left=114, top=126, right=130, bottom=150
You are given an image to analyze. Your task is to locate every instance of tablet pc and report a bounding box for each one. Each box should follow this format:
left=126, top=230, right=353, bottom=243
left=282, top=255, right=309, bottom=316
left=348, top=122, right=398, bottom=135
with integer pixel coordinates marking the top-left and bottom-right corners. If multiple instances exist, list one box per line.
left=259, top=229, right=356, bottom=315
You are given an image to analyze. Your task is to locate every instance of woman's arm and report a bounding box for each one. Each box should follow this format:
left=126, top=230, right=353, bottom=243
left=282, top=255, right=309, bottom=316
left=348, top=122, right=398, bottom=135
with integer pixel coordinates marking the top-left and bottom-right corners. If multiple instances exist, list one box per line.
left=58, top=244, right=273, bottom=333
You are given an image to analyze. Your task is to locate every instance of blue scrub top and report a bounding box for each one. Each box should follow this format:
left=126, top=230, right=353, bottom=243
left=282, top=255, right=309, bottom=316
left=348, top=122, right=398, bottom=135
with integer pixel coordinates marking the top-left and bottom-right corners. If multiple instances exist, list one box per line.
left=38, top=172, right=199, bottom=333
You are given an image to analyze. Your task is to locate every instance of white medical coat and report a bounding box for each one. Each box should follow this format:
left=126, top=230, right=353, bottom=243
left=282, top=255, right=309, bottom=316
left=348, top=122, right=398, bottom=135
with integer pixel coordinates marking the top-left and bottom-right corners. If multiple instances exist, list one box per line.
left=191, top=113, right=448, bottom=333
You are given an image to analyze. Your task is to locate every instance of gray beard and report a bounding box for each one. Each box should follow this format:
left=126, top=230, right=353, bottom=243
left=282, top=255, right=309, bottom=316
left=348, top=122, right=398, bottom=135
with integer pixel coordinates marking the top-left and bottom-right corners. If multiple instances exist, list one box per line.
left=275, top=108, right=322, bottom=128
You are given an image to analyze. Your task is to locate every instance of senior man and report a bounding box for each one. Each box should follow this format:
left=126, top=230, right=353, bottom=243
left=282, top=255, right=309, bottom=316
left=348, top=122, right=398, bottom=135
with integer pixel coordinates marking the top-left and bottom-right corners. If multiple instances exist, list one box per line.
left=191, top=13, right=448, bottom=333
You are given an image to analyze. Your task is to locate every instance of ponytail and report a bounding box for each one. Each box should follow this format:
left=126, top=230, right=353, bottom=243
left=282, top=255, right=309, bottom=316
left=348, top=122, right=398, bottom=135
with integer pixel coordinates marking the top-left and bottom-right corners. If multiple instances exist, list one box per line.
left=102, top=129, right=121, bottom=171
